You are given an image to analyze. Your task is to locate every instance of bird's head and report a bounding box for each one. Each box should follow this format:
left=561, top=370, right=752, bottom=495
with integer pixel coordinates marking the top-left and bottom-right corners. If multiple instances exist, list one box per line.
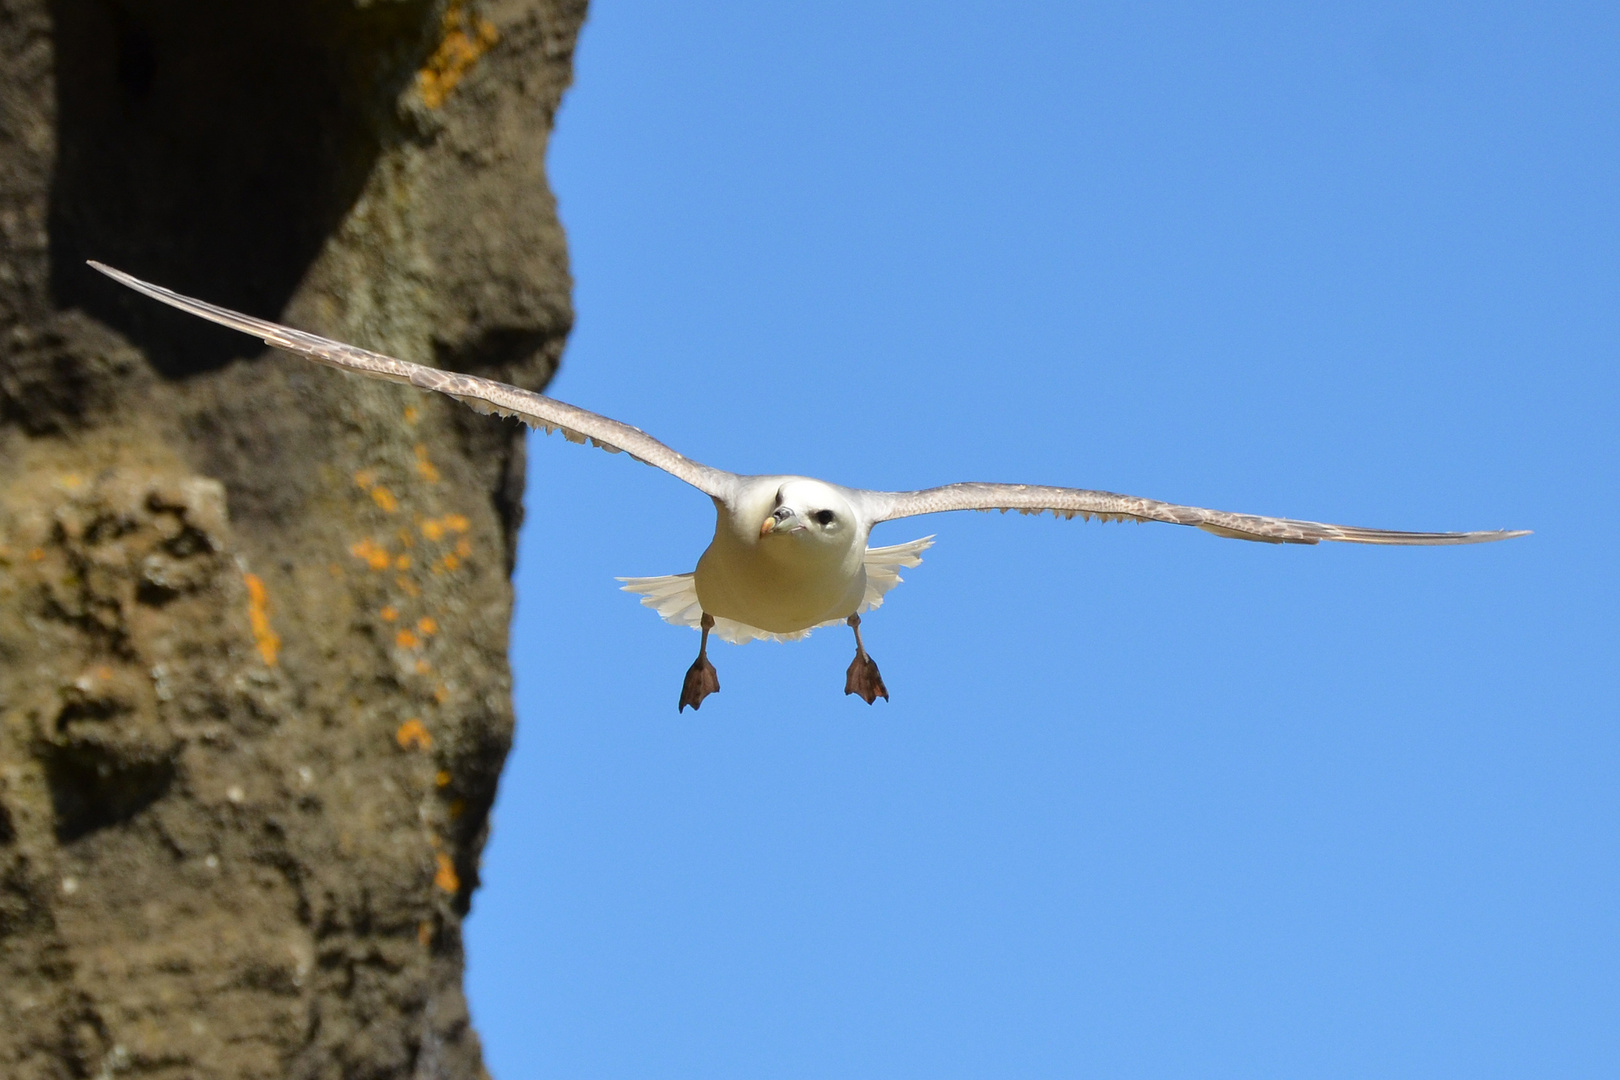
left=758, top=479, right=855, bottom=552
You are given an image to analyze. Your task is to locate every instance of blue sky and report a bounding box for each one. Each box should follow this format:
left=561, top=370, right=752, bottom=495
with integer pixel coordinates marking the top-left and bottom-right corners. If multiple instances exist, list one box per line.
left=465, top=2, right=1617, bottom=1076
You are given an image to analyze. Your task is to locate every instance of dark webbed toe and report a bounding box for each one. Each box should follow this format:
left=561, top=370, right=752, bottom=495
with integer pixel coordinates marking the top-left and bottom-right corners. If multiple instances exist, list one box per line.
left=844, top=651, right=889, bottom=704
left=680, top=655, right=720, bottom=711
left=842, top=613, right=889, bottom=704
left=680, top=612, right=721, bottom=712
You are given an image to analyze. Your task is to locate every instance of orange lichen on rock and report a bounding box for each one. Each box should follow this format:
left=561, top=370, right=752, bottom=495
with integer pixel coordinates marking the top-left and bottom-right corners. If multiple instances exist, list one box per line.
left=414, top=659, right=433, bottom=675
left=371, top=486, right=399, bottom=513
left=444, top=514, right=470, bottom=533
left=404, top=405, right=420, bottom=425
left=413, top=444, right=441, bottom=483
left=350, top=538, right=391, bottom=571
left=395, top=629, right=422, bottom=650
left=416, top=616, right=438, bottom=636
left=243, top=572, right=281, bottom=667
left=455, top=538, right=472, bottom=558
left=417, top=0, right=499, bottom=110
left=434, top=851, right=460, bottom=893
left=435, top=770, right=452, bottom=788
left=396, top=718, right=432, bottom=751
left=394, top=554, right=411, bottom=570
left=354, top=469, right=377, bottom=490
left=380, top=606, right=399, bottom=623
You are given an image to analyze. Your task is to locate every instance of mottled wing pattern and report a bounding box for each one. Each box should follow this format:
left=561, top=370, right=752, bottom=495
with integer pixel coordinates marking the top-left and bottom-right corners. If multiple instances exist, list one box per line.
left=861, top=482, right=1526, bottom=546
left=88, top=262, right=738, bottom=500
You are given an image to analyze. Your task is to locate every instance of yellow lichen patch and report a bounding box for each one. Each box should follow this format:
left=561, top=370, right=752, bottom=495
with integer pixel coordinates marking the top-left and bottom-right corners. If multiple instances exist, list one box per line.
left=354, top=469, right=377, bottom=490
left=435, top=770, right=452, bottom=788
left=380, top=606, right=399, bottom=623
left=417, top=616, right=438, bottom=636
left=371, top=486, right=399, bottom=513
left=434, top=851, right=460, bottom=893
left=414, top=659, right=433, bottom=675
left=243, top=573, right=281, bottom=667
left=396, top=717, right=432, bottom=751
left=444, top=514, right=470, bottom=533
left=394, top=554, right=411, bottom=571
left=417, top=0, right=499, bottom=110
left=350, top=538, right=391, bottom=570
left=60, top=473, right=83, bottom=489
left=414, top=444, right=441, bottom=483
left=404, top=405, right=420, bottom=425
left=421, top=518, right=446, bottom=542
left=396, top=629, right=422, bottom=650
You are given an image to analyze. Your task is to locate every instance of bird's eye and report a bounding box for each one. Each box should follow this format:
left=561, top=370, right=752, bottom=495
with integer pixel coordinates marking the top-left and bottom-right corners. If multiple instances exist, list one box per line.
left=813, top=510, right=835, bottom=526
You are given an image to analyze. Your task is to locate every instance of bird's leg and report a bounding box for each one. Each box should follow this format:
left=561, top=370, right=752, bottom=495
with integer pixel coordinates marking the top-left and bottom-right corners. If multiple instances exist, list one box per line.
left=843, top=614, right=889, bottom=704
left=679, top=613, right=721, bottom=712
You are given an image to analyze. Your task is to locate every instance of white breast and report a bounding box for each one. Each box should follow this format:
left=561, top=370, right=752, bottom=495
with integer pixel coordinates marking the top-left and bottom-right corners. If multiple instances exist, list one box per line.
left=694, top=535, right=866, bottom=633
left=619, top=535, right=933, bottom=644
left=617, top=476, right=933, bottom=644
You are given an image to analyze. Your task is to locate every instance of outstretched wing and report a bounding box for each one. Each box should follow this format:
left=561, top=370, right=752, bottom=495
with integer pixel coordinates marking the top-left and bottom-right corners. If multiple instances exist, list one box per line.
left=859, top=482, right=1526, bottom=546
left=89, top=262, right=738, bottom=500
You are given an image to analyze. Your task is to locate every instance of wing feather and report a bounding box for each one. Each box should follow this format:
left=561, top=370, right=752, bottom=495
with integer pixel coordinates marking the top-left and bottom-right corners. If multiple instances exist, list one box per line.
left=88, top=262, right=736, bottom=499
left=861, top=482, right=1526, bottom=546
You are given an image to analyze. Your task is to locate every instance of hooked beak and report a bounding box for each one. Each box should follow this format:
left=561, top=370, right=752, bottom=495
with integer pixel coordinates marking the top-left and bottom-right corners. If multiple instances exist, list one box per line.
left=761, top=506, right=801, bottom=537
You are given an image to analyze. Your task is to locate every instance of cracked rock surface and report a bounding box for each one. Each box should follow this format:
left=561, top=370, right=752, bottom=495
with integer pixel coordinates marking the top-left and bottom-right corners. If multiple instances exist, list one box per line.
left=0, top=2, right=587, bottom=1076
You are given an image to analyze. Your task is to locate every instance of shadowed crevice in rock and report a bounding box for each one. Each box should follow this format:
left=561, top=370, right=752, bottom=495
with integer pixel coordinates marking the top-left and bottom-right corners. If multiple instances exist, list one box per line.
left=43, top=750, right=176, bottom=842
left=45, top=0, right=432, bottom=378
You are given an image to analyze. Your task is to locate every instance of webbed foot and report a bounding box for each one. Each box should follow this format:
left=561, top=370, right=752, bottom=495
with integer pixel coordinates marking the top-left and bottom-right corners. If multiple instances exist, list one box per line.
left=679, top=612, right=720, bottom=712
left=680, top=654, right=720, bottom=711
left=843, top=613, right=889, bottom=704
left=844, top=650, right=888, bottom=704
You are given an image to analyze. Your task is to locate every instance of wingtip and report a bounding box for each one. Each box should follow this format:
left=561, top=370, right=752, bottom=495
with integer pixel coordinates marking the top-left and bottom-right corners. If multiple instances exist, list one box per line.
left=86, top=260, right=132, bottom=286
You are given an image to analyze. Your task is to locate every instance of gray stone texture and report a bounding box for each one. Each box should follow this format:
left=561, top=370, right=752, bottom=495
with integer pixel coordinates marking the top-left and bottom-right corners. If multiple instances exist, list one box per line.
left=0, top=1, right=586, bottom=1076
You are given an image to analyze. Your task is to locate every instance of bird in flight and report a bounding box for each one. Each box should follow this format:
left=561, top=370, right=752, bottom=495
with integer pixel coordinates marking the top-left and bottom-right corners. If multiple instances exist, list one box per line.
left=90, top=261, right=1527, bottom=711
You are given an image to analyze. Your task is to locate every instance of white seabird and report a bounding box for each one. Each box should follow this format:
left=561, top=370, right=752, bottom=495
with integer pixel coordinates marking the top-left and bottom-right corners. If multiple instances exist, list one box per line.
left=89, top=262, right=1529, bottom=711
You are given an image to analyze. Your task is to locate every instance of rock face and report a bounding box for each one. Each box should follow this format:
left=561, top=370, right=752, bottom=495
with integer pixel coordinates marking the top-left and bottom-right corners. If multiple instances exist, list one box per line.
left=0, top=1, right=586, bottom=1076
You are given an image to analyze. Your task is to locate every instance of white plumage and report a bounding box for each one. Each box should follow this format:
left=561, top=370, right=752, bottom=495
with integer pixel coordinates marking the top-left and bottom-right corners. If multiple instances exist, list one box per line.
left=87, top=262, right=1528, bottom=709
left=620, top=535, right=934, bottom=644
